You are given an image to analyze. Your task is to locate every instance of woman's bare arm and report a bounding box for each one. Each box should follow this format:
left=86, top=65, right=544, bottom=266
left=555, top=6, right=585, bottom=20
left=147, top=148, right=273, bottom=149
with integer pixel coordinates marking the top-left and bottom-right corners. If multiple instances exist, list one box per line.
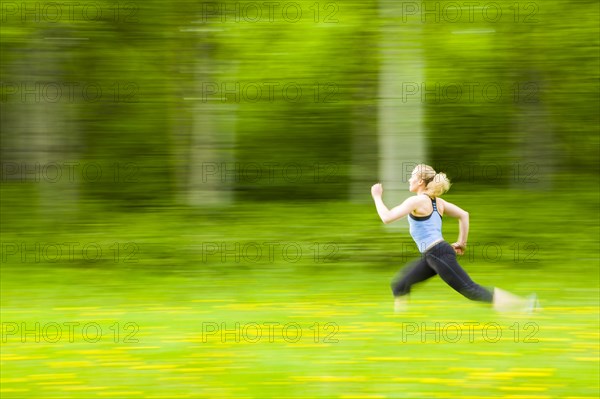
left=371, top=183, right=420, bottom=224
left=439, top=198, right=469, bottom=254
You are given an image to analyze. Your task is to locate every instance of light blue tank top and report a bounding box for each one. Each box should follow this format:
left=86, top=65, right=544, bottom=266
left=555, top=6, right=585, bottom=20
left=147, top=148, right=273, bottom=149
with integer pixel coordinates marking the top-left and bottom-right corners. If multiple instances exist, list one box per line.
left=408, top=196, right=444, bottom=253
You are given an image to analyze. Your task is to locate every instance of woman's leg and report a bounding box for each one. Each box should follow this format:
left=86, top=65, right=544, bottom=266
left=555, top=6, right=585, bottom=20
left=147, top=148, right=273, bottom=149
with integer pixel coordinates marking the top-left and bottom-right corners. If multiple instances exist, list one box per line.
left=424, top=242, right=493, bottom=303
left=391, top=257, right=437, bottom=296
left=424, top=242, right=538, bottom=311
left=390, top=257, right=437, bottom=311
left=492, top=288, right=537, bottom=312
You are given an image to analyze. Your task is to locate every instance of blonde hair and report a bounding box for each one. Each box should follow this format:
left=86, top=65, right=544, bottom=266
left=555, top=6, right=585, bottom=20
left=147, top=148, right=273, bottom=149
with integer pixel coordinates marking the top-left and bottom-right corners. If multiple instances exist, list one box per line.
left=413, top=164, right=451, bottom=197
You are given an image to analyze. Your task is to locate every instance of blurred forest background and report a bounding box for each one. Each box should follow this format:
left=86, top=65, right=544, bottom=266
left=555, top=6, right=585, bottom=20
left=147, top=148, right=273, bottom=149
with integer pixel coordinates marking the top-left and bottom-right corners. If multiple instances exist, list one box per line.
left=1, top=0, right=598, bottom=211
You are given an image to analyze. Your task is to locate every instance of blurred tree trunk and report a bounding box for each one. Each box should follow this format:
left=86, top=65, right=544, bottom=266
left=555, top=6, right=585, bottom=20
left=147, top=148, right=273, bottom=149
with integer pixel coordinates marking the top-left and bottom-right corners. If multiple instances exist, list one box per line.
left=350, top=93, right=378, bottom=203
left=512, top=73, right=555, bottom=190
left=349, top=30, right=379, bottom=203
left=378, top=1, right=426, bottom=215
left=2, top=42, right=80, bottom=222
left=188, top=45, right=237, bottom=206
left=173, top=11, right=236, bottom=207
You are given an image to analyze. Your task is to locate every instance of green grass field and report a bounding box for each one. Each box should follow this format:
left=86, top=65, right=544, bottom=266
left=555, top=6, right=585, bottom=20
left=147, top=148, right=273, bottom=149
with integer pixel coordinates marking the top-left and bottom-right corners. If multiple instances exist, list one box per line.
left=1, top=189, right=599, bottom=398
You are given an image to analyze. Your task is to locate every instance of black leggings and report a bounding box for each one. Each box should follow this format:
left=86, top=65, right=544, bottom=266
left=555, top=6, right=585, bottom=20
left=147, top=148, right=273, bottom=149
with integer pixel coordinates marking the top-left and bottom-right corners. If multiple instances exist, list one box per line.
left=391, top=241, right=494, bottom=303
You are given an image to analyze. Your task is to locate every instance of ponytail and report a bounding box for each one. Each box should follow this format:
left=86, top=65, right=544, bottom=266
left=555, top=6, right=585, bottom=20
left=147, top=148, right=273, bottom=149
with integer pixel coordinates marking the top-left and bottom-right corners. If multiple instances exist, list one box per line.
left=425, top=172, right=451, bottom=197
left=413, top=164, right=452, bottom=197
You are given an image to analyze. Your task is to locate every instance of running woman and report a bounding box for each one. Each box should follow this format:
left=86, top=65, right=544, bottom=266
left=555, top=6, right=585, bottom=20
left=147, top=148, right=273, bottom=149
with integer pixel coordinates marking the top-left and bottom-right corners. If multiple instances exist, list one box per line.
left=371, top=164, right=536, bottom=312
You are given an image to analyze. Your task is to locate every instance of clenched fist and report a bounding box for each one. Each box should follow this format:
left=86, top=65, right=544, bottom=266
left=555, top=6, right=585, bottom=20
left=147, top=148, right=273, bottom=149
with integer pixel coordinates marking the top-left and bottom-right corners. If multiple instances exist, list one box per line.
left=371, top=183, right=383, bottom=198
left=451, top=242, right=466, bottom=256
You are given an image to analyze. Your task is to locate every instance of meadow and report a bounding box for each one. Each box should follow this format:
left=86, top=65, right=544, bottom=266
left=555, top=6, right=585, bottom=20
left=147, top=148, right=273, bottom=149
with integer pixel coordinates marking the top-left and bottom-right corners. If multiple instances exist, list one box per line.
left=2, top=188, right=598, bottom=398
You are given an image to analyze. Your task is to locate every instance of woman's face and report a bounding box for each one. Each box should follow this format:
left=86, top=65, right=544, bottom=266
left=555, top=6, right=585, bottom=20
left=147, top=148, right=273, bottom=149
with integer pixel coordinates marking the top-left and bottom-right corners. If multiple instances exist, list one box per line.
left=409, top=170, right=423, bottom=193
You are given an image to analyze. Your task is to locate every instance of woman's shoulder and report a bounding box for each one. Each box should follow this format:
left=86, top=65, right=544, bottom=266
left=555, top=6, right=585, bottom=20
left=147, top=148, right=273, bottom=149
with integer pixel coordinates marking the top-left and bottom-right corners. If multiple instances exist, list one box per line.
left=415, top=193, right=436, bottom=202
left=410, top=194, right=432, bottom=203
left=434, top=197, right=447, bottom=214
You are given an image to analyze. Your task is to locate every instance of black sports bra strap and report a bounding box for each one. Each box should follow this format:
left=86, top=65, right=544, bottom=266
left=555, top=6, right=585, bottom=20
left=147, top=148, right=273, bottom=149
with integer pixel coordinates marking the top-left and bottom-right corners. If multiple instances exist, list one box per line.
left=419, top=193, right=438, bottom=212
